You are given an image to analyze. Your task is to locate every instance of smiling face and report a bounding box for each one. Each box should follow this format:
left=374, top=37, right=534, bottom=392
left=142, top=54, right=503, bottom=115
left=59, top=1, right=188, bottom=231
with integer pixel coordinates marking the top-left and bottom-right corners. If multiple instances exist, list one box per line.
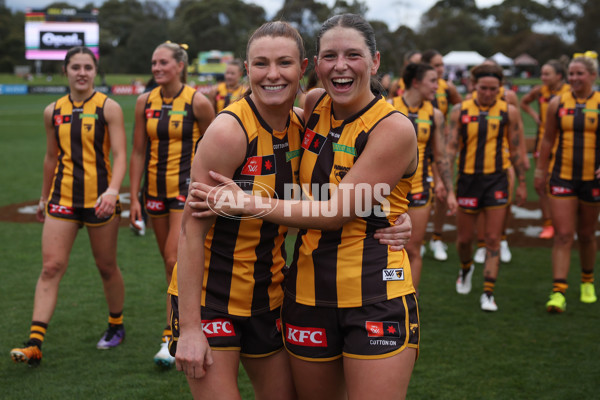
left=315, top=26, right=379, bottom=117
left=64, top=53, right=96, bottom=94
left=416, top=70, right=439, bottom=102
left=245, top=35, right=306, bottom=109
left=568, top=60, right=596, bottom=96
left=151, top=47, right=183, bottom=86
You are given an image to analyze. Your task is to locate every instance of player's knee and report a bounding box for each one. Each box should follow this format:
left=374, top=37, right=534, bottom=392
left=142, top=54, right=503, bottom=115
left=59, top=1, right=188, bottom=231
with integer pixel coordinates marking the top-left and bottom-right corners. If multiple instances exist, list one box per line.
left=40, top=259, right=67, bottom=280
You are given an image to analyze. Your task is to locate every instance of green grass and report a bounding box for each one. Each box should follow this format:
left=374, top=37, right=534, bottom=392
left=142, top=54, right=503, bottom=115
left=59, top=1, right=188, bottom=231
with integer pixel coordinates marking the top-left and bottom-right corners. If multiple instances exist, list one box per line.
left=1, top=94, right=599, bottom=399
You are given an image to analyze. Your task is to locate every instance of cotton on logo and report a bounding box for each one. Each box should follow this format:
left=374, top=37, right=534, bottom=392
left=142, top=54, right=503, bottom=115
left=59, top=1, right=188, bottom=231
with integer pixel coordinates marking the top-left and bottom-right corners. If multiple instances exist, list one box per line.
left=146, top=200, right=165, bottom=211
left=202, top=318, right=235, bottom=337
left=285, top=324, right=327, bottom=347
left=458, top=197, right=478, bottom=207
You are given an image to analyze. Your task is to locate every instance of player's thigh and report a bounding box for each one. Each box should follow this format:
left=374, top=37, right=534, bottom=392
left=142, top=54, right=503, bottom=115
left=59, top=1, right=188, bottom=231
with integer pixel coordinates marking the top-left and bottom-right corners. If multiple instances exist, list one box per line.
left=241, top=350, right=296, bottom=400
left=87, top=217, right=120, bottom=269
left=289, top=356, right=345, bottom=400
left=186, top=349, right=242, bottom=400
left=41, top=217, right=80, bottom=270
left=344, top=348, right=416, bottom=400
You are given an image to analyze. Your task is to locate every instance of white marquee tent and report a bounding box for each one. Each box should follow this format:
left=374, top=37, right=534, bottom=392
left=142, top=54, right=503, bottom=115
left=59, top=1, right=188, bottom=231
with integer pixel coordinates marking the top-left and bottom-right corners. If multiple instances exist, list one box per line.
left=443, top=51, right=486, bottom=67
left=490, top=52, right=514, bottom=66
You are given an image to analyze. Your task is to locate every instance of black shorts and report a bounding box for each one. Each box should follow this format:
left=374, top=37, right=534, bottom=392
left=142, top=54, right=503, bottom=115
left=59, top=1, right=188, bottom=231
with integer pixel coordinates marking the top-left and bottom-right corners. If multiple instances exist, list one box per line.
left=456, top=172, right=509, bottom=213
left=46, top=200, right=121, bottom=227
left=548, top=176, right=600, bottom=204
left=281, top=294, right=420, bottom=361
left=408, top=188, right=432, bottom=208
left=169, top=295, right=283, bottom=358
left=144, top=194, right=186, bottom=217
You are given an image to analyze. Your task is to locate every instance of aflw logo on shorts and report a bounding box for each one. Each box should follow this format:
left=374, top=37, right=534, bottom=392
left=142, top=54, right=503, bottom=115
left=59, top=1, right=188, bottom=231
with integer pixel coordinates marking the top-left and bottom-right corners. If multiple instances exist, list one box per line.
left=382, top=268, right=404, bottom=281
left=365, top=321, right=400, bottom=338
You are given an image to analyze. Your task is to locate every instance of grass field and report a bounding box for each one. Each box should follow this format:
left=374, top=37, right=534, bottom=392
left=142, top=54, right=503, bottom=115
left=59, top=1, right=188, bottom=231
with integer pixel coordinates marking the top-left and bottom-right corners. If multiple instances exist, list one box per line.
left=1, top=94, right=599, bottom=399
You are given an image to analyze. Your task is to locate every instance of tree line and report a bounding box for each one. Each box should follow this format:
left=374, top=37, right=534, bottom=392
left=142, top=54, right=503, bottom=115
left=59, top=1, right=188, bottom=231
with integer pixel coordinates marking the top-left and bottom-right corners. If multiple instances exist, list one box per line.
left=0, top=0, right=597, bottom=77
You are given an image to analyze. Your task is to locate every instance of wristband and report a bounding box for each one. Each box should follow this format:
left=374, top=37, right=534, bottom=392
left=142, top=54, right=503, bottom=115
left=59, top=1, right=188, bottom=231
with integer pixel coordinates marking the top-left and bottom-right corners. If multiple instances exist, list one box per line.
left=104, top=188, right=119, bottom=196
left=534, top=169, right=545, bottom=179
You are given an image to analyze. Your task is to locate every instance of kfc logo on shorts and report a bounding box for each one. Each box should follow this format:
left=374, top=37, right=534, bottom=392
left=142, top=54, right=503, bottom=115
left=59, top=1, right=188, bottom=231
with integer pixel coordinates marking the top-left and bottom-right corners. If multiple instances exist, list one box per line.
left=550, top=186, right=573, bottom=195
left=285, top=324, right=327, bottom=347
left=146, top=199, right=165, bottom=211
left=48, top=204, right=74, bottom=215
left=458, top=197, right=478, bottom=207
left=494, top=190, right=507, bottom=200
left=365, top=321, right=401, bottom=338
left=202, top=318, right=235, bottom=337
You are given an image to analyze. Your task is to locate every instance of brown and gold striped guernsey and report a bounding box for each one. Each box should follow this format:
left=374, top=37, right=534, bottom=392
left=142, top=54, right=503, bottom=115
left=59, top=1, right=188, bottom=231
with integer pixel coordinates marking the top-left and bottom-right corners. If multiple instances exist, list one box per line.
left=144, top=84, right=201, bottom=199
left=458, top=98, right=511, bottom=175
left=536, top=83, right=571, bottom=155
left=392, top=96, right=435, bottom=194
left=286, top=93, right=415, bottom=308
left=50, top=91, right=112, bottom=208
left=215, top=82, right=246, bottom=113
left=432, top=78, right=450, bottom=115
left=169, top=97, right=303, bottom=316
left=551, top=91, right=600, bottom=181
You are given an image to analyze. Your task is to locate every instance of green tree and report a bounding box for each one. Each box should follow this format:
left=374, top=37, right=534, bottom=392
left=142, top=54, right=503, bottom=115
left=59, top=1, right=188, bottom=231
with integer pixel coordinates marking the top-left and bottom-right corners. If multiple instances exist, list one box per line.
left=172, top=0, right=266, bottom=60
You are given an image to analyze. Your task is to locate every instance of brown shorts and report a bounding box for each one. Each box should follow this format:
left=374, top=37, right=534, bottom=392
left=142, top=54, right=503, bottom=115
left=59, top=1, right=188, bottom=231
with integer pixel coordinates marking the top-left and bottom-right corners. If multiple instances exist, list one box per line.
left=456, top=171, right=509, bottom=213
left=46, top=200, right=121, bottom=227
left=169, top=295, right=283, bottom=358
left=144, top=194, right=186, bottom=217
left=281, top=294, right=420, bottom=361
left=548, top=176, right=600, bottom=204
left=408, top=188, right=433, bottom=208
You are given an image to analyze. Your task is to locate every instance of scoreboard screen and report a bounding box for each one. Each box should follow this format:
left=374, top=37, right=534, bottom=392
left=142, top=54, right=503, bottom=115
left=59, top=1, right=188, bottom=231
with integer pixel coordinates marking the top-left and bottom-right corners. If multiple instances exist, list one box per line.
left=25, top=7, right=100, bottom=60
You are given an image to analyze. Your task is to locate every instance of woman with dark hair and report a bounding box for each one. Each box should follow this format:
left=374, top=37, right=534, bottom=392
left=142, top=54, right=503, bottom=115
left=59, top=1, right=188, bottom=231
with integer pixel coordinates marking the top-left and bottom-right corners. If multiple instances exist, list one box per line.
left=128, top=41, right=215, bottom=367
left=10, top=46, right=127, bottom=366
left=535, top=53, right=600, bottom=313
left=389, top=62, right=457, bottom=292
left=447, top=63, right=527, bottom=312
left=521, top=59, right=570, bottom=239
left=192, top=14, right=420, bottom=399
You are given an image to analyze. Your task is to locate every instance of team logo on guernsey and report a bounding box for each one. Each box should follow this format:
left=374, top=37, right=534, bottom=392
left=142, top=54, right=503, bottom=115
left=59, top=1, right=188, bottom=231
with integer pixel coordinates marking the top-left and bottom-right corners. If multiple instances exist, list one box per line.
left=201, top=318, right=235, bottom=337
left=462, top=114, right=477, bottom=124
left=48, top=204, right=74, bottom=215
left=145, top=109, right=163, bottom=119
left=302, top=128, right=327, bottom=154
left=365, top=321, right=401, bottom=338
left=54, top=115, right=72, bottom=125
left=241, top=155, right=276, bottom=176
left=558, top=108, right=575, bottom=117
left=285, top=324, right=327, bottom=347
left=382, top=268, right=404, bottom=281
